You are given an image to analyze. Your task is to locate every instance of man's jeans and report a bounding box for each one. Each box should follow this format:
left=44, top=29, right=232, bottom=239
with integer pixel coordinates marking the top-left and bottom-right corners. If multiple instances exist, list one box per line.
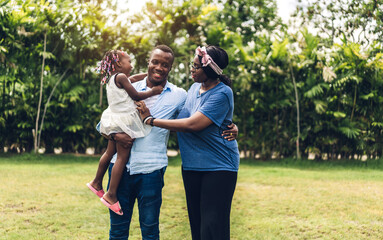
left=107, top=163, right=165, bottom=240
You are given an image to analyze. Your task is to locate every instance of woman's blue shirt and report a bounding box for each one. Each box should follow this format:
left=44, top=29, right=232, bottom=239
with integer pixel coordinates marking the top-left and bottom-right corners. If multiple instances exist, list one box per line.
left=177, top=82, right=240, bottom=172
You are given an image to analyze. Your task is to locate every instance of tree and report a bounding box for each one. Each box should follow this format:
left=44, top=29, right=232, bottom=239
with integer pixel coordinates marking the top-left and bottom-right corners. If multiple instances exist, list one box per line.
left=293, top=0, right=383, bottom=46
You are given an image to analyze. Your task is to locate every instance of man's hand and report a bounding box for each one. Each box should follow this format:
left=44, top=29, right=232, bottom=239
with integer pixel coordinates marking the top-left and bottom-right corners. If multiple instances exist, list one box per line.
left=222, top=123, right=238, bottom=141
left=113, top=133, right=135, bottom=149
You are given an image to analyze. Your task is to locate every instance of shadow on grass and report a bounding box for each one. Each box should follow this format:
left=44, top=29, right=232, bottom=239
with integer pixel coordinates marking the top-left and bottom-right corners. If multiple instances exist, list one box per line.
left=1, top=153, right=382, bottom=171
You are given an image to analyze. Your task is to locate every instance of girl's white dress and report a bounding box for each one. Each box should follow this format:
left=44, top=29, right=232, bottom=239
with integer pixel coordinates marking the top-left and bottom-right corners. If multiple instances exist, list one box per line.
left=99, top=73, right=151, bottom=138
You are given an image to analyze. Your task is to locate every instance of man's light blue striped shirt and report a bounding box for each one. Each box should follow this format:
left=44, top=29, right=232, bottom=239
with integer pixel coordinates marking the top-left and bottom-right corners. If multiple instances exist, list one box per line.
left=105, top=78, right=186, bottom=174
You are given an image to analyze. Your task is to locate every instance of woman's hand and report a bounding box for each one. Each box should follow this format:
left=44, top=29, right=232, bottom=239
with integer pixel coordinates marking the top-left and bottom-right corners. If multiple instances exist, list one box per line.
left=136, top=101, right=152, bottom=123
left=222, top=123, right=238, bottom=141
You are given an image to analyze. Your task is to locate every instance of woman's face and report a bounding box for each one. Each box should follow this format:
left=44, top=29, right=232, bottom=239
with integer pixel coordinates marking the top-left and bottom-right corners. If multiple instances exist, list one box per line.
left=191, top=56, right=208, bottom=83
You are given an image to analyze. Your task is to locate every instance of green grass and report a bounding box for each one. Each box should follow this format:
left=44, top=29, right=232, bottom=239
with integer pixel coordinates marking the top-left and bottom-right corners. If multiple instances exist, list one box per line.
left=1, top=154, right=383, bottom=239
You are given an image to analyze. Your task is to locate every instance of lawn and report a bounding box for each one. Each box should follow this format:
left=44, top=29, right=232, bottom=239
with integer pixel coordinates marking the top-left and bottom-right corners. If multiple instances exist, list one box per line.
left=1, top=154, right=383, bottom=239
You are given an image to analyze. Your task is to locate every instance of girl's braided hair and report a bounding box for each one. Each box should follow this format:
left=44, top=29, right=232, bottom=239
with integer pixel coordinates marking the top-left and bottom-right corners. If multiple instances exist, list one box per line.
left=96, top=50, right=122, bottom=85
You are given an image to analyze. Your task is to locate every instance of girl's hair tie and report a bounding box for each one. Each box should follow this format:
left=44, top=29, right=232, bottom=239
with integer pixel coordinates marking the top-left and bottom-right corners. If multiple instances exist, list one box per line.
left=97, top=50, right=122, bottom=85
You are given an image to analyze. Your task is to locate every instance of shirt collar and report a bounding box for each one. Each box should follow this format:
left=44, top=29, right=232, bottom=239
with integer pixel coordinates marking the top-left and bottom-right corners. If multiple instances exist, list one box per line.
left=138, top=77, right=172, bottom=92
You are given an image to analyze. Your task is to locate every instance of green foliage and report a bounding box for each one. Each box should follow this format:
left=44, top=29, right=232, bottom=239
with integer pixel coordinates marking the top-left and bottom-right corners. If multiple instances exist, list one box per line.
left=1, top=0, right=383, bottom=160
left=293, top=0, right=383, bottom=46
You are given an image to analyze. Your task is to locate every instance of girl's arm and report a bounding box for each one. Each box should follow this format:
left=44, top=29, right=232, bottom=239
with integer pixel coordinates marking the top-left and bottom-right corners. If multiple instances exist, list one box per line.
left=136, top=101, right=213, bottom=132
left=116, top=74, right=163, bottom=101
left=129, top=73, right=147, bottom=83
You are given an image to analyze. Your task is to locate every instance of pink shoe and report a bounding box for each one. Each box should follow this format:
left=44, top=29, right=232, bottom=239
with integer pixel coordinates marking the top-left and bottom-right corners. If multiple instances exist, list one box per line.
left=86, top=183, right=105, bottom=198
left=100, top=197, right=123, bottom=215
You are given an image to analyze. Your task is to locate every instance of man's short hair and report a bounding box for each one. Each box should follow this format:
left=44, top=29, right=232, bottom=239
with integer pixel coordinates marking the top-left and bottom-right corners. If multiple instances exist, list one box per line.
left=152, top=45, right=175, bottom=64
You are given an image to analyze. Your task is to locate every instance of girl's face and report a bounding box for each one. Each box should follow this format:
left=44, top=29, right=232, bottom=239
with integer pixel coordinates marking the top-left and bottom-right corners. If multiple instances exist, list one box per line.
left=190, top=56, right=208, bottom=83
left=117, top=52, right=133, bottom=76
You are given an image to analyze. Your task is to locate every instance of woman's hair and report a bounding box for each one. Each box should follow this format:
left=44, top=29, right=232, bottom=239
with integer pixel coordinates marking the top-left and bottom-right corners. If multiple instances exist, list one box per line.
left=97, top=50, right=122, bottom=85
left=198, top=45, right=232, bottom=87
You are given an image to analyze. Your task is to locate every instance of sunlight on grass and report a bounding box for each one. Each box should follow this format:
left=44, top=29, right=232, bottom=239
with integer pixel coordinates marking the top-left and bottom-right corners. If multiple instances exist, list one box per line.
left=1, top=154, right=383, bottom=239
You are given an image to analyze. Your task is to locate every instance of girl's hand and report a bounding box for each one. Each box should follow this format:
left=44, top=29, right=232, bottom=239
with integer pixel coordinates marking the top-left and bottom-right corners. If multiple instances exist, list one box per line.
left=151, top=85, right=163, bottom=95
left=222, top=123, right=238, bottom=141
left=136, top=101, right=152, bottom=122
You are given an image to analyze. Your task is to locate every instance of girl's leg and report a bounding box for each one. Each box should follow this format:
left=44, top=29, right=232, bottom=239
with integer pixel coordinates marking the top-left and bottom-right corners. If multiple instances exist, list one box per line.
left=89, top=140, right=116, bottom=191
left=103, top=135, right=131, bottom=204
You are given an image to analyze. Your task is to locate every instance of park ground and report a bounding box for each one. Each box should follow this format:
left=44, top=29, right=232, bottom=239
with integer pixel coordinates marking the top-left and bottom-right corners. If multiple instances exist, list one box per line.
left=1, top=154, right=383, bottom=239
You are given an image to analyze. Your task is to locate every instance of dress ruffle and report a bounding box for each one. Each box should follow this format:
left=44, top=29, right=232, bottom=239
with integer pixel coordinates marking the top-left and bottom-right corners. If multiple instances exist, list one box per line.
left=99, top=108, right=151, bottom=138
left=99, top=73, right=152, bottom=138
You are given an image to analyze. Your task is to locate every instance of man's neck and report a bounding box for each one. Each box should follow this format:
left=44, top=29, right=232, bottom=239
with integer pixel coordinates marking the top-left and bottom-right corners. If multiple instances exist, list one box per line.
left=146, top=79, right=167, bottom=88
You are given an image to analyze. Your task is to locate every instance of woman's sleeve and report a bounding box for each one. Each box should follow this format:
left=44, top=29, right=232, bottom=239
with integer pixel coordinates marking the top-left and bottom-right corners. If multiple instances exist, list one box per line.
left=198, top=91, right=230, bottom=127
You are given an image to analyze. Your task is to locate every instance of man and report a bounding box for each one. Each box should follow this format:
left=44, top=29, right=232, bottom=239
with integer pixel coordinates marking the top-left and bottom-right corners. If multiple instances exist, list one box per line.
left=103, top=45, right=237, bottom=239
left=105, top=45, right=186, bottom=240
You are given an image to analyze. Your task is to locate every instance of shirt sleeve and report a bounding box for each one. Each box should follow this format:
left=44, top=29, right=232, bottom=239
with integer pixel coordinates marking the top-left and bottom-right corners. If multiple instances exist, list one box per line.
left=177, top=90, right=187, bottom=113
left=198, top=91, right=230, bottom=127
left=96, top=122, right=101, bottom=133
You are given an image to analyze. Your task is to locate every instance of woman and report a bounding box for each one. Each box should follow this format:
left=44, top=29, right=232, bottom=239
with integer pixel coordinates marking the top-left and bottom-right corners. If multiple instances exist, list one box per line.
left=137, top=45, right=239, bottom=240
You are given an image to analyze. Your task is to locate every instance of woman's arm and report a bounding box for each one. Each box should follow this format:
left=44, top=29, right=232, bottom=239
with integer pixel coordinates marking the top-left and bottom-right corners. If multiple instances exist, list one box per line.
left=152, top=115, right=238, bottom=139
left=116, top=74, right=163, bottom=101
left=154, top=112, right=213, bottom=132
left=136, top=101, right=213, bottom=132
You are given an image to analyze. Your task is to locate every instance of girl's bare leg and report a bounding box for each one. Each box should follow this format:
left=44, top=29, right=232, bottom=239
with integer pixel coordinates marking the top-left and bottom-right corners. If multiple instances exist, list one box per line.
left=102, top=137, right=131, bottom=204
left=89, top=140, right=116, bottom=191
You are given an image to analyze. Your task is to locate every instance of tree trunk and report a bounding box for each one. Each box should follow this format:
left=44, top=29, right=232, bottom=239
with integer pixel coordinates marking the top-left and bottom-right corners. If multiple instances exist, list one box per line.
left=242, top=107, right=247, bottom=158
left=99, top=84, right=103, bottom=107
left=38, top=69, right=69, bottom=148
left=289, top=58, right=301, bottom=159
left=350, top=84, right=357, bottom=121
left=34, top=32, right=47, bottom=153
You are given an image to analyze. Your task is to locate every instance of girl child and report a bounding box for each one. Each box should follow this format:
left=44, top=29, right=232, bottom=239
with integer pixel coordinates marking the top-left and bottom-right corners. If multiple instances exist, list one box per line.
left=87, top=50, right=163, bottom=215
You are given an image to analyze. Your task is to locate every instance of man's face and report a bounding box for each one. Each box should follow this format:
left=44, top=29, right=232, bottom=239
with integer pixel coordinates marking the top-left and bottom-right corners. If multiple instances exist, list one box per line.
left=147, top=49, right=173, bottom=86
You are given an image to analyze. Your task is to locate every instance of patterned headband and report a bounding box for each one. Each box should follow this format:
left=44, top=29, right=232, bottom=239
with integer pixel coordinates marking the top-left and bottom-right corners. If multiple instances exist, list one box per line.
left=195, top=46, right=223, bottom=76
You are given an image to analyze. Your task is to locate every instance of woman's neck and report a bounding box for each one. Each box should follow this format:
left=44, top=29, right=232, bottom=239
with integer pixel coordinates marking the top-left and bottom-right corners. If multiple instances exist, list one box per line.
left=200, top=79, right=220, bottom=93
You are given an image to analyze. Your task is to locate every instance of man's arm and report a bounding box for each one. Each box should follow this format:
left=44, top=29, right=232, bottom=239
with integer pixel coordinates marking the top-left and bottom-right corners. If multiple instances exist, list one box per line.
left=111, top=133, right=135, bottom=148
left=129, top=73, right=147, bottom=83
